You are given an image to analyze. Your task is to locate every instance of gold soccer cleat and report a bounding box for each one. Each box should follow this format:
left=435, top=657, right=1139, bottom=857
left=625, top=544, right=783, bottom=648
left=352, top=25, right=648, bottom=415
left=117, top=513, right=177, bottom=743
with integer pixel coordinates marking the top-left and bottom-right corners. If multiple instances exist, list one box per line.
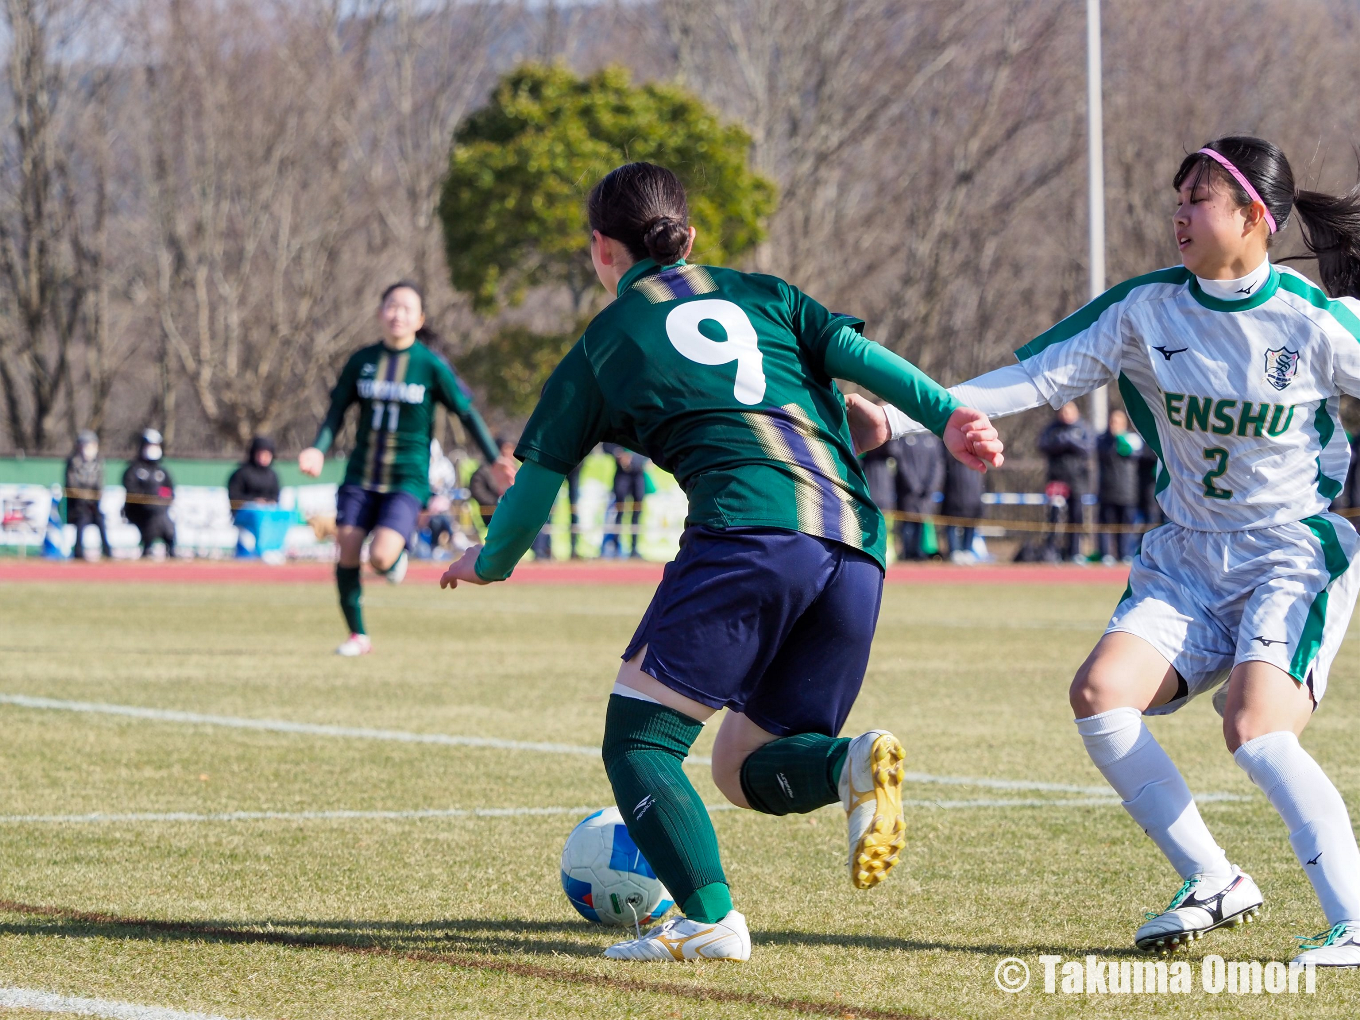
left=840, top=730, right=907, bottom=889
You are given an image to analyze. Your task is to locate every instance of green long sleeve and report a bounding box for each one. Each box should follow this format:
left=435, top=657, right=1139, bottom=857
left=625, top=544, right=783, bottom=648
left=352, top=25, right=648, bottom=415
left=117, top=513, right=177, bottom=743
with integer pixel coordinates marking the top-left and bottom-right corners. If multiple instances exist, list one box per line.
left=312, top=358, right=360, bottom=453
left=822, top=325, right=959, bottom=437
left=473, top=460, right=565, bottom=581
left=459, top=406, right=502, bottom=465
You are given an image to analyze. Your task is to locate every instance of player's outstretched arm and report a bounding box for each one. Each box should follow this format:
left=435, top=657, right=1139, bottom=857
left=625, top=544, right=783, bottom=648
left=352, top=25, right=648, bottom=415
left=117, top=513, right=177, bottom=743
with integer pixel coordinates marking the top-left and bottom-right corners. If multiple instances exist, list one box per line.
left=877, top=362, right=1049, bottom=440
left=439, top=460, right=564, bottom=588
left=304, top=354, right=362, bottom=475
left=822, top=325, right=1001, bottom=469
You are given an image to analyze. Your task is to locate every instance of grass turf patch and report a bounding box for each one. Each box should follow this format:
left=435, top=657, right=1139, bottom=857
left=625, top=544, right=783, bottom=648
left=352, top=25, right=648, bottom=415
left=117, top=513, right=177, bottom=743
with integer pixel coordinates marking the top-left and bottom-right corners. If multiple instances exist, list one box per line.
left=0, top=579, right=1358, bottom=1017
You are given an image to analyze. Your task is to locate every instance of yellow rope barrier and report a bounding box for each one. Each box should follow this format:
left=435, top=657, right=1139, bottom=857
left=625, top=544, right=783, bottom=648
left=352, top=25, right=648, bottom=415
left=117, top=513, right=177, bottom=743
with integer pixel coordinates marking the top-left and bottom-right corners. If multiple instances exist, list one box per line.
left=49, top=487, right=1360, bottom=537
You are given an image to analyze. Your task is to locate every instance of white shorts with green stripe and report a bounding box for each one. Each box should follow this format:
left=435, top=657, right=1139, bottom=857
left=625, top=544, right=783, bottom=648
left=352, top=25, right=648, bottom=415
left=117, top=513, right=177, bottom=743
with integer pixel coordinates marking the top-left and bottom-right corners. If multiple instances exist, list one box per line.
left=1107, top=513, right=1360, bottom=716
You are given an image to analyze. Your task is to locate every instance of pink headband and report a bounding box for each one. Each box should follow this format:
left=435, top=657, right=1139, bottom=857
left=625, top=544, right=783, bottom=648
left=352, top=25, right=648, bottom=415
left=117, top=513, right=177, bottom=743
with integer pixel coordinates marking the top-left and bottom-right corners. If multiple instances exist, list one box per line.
left=1197, top=148, right=1277, bottom=234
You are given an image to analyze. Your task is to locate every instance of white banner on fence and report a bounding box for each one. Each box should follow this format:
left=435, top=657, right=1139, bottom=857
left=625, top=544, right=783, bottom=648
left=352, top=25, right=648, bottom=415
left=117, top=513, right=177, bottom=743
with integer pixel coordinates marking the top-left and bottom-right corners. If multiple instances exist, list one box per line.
left=0, top=483, right=337, bottom=555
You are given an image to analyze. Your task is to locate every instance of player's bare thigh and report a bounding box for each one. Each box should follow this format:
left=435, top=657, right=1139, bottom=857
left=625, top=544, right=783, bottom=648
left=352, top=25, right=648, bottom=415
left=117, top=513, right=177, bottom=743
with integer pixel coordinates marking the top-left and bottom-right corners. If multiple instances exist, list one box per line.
left=1221, top=659, right=1313, bottom=753
left=336, top=524, right=406, bottom=571
left=616, top=646, right=779, bottom=808
left=1069, top=631, right=1182, bottom=718
left=367, top=526, right=407, bottom=572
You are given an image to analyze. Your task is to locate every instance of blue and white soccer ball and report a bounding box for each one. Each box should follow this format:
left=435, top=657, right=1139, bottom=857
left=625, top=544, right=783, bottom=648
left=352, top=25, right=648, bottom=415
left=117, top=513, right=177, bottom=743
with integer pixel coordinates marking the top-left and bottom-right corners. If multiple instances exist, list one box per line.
left=560, top=807, right=674, bottom=927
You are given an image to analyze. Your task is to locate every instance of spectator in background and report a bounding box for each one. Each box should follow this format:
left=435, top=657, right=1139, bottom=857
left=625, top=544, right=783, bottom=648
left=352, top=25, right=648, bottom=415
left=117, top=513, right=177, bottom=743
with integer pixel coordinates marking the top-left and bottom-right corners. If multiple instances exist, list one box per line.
left=64, top=429, right=111, bottom=560
left=122, top=428, right=176, bottom=558
left=895, top=433, right=944, bottom=561
left=942, top=450, right=985, bottom=564
left=860, top=436, right=899, bottom=539
left=420, top=440, right=460, bottom=558
left=1038, top=401, right=1094, bottom=562
left=1136, top=436, right=1163, bottom=541
left=227, top=435, right=281, bottom=519
left=471, top=435, right=552, bottom=559
left=566, top=463, right=584, bottom=559
left=470, top=436, right=516, bottom=528
left=601, top=443, right=647, bottom=559
left=1340, top=429, right=1360, bottom=513
left=1096, top=408, right=1142, bottom=564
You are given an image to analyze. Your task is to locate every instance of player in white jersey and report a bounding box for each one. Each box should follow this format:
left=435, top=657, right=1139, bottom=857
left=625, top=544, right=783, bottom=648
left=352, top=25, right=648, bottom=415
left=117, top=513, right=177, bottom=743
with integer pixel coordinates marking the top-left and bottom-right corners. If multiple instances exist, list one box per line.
left=856, top=137, right=1360, bottom=966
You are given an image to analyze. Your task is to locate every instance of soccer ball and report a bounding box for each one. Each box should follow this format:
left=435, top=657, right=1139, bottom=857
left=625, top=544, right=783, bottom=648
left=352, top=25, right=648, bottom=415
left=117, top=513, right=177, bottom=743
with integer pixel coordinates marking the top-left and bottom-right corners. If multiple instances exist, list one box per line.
left=560, top=807, right=674, bottom=927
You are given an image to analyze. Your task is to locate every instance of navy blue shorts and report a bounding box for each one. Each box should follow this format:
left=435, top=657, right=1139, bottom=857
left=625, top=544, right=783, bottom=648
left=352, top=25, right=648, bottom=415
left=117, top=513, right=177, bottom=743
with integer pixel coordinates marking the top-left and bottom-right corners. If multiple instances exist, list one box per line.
left=623, top=526, right=884, bottom=737
left=335, top=485, right=423, bottom=539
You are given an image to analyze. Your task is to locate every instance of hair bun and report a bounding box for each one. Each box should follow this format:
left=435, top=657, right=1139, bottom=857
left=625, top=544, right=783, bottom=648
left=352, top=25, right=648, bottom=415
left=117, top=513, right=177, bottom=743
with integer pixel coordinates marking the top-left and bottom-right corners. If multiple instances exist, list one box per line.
left=643, top=216, right=689, bottom=264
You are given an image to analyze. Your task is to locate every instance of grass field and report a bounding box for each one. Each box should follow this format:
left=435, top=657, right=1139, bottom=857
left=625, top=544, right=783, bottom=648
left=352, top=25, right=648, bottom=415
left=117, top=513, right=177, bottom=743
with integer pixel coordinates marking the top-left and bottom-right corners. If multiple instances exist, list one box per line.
left=1, top=572, right=1359, bottom=1018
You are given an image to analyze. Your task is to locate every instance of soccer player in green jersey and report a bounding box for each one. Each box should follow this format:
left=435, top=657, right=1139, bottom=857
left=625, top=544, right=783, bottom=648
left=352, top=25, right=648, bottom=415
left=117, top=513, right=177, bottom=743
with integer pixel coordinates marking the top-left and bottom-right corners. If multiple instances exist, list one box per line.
left=300, top=281, right=512, bottom=656
left=440, top=163, right=1002, bottom=961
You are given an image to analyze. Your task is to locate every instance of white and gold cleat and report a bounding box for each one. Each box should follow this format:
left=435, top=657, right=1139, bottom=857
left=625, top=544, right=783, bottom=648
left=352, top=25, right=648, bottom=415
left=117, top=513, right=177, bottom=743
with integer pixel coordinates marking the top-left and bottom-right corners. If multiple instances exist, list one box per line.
left=603, top=909, right=750, bottom=962
left=840, top=730, right=906, bottom=889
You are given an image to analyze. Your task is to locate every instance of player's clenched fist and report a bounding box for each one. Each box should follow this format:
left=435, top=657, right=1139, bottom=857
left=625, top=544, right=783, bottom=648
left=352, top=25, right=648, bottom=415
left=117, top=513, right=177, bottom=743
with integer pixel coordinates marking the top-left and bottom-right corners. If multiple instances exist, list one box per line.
left=298, top=447, right=324, bottom=477
left=943, top=407, right=1003, bottom=472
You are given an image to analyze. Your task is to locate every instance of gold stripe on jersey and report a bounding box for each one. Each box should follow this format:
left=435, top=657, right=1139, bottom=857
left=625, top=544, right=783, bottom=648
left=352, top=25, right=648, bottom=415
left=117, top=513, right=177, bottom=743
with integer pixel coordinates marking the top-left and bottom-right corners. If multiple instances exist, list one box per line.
left=779, top=404, right=865, bottom=547
left=743, top=411, right=824, bottom=536
left=741, top=404, right=866, bottom=549
left=360, top=351, right=391, bottom=491
left=634, top=265, right=718, bottom=304
left=365, top=351, right=410, bottom=494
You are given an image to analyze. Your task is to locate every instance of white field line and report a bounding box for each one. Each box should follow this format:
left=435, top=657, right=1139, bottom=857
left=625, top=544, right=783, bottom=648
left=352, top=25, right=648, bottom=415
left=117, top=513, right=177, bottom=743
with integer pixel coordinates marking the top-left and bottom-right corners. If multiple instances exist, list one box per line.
left=0, top=693, right=1249, bottom=803
left=0, top=791, right=1250, bottom=825
left=0, top=693, right=606, bottom=759
left=0, top=986, right=243, bottom=1020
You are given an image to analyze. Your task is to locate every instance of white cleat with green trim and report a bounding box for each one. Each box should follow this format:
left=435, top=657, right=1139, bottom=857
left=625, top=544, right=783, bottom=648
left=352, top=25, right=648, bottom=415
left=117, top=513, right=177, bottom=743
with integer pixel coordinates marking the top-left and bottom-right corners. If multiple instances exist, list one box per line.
left=1135, top=868, right=1263, bottom=954
left=1291, top=921, right=1360, bottom=967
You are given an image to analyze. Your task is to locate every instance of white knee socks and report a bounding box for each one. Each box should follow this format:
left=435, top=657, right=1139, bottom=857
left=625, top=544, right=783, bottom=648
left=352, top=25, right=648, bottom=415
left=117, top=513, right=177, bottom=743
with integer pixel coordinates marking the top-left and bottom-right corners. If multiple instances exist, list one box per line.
left=1077, top=707, right=1233, bottom=884
left=1234, top=730, right=1360, bottom=927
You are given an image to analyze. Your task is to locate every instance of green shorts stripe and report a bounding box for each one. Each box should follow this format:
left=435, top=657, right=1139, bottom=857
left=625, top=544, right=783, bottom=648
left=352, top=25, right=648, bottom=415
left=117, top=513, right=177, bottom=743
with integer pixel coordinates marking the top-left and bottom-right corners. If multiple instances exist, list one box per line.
left=1291, top=515, right=1352, bottom=682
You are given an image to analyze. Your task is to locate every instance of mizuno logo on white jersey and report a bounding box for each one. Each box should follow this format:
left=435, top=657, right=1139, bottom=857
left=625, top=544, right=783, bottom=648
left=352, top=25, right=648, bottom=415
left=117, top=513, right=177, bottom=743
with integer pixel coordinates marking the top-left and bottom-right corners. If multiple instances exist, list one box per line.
left=1014, top=264, right=1360, bottom=532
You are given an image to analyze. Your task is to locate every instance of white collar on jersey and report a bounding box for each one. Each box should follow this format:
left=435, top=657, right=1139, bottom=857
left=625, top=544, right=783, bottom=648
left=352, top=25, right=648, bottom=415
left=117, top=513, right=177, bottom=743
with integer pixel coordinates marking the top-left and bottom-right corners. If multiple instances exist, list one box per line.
left=1194, top=257, right=1271, bottom=302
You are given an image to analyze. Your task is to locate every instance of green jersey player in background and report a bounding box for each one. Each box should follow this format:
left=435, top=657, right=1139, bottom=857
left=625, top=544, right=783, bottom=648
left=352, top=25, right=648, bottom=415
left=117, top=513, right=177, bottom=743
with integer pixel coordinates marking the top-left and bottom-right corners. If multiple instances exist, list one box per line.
left=439, top=162, right=1002, bottom=962
left=299, top=281, right=513, bottom=656
left=869, top=137, right=1360, bottom=968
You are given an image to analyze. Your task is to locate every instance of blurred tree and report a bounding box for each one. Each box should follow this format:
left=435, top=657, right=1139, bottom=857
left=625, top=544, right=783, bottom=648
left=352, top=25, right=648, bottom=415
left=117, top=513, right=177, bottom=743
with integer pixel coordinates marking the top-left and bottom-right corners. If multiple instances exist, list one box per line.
left=455, top=322, right=580, bottom=419
left=440, top=62, right=774, bottom=417
left=439, top=62, right=775, bottom=315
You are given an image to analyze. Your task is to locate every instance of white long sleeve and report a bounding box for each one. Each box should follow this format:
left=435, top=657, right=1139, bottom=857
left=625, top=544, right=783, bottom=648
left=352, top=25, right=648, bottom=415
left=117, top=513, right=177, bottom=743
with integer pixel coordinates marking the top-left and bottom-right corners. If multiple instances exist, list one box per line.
left=883, top=362, right=1047, bottom=438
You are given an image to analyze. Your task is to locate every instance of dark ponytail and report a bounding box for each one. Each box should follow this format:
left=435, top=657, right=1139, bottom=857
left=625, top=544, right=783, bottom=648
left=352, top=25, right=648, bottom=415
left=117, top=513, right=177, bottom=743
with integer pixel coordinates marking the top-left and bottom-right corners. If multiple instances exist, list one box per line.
left=1293, top=182, right=1360, bottom=299
left=587, top=162, right=691, bottom=265
left=380, top=279, right=440, bottom=344
left=1174, top=136, right=1360, bottom=298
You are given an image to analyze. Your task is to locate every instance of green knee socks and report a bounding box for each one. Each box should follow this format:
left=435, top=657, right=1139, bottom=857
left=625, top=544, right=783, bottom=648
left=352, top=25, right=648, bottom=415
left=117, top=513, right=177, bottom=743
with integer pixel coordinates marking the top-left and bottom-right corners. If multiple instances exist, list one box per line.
left=336, top=564, right=364, bottom=635
left=601, top=695, right=731, bottom=923
left=739, top=733, right=851, bottom=816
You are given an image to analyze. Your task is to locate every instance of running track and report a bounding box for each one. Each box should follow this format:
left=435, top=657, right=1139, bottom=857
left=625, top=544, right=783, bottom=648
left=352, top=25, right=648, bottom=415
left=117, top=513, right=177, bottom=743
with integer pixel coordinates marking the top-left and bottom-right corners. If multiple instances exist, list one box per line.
left=0, top=559, right=1130, bottom=586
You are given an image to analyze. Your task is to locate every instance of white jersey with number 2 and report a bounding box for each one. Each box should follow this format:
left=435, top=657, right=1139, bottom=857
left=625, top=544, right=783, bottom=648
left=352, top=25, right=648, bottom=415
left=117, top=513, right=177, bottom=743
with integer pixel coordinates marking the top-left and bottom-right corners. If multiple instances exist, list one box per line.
left=1015, top=262, right=1360, bottom=532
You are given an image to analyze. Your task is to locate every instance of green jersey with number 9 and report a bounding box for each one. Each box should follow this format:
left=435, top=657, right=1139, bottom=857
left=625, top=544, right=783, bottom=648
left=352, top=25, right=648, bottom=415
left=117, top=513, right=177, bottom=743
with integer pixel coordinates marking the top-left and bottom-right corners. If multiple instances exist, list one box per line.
left=516, top=259, right=952, bottom=568
left=312, top=340, right=500, bottom=500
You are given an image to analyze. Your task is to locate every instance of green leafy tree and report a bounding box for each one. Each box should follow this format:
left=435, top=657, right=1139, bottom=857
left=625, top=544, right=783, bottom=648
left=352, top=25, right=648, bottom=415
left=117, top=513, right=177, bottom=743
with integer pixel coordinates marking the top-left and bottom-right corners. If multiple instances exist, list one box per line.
left=453, top=322, right=579, bottom=418
left=440, top=63, right=774, bottom=316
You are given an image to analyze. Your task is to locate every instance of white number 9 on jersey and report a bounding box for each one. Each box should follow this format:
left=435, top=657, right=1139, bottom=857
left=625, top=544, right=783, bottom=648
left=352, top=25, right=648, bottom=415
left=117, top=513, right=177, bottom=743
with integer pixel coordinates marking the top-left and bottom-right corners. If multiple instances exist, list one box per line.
left=664, top=299, right=766, bottom=405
